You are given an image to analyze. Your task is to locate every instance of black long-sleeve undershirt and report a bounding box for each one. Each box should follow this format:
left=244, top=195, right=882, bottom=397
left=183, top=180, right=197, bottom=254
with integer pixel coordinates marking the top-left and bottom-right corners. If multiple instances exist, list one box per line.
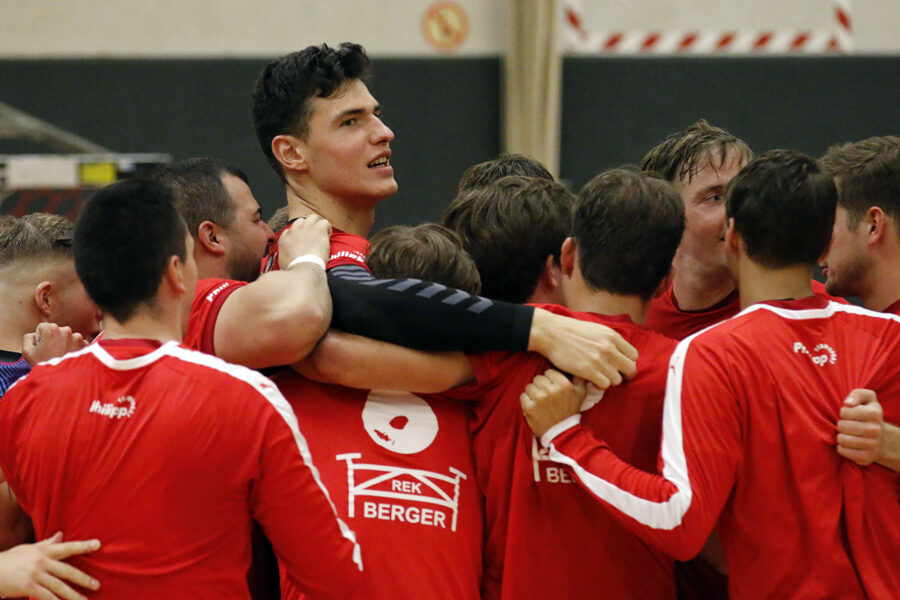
left=327, top=265, right=534, bottom=352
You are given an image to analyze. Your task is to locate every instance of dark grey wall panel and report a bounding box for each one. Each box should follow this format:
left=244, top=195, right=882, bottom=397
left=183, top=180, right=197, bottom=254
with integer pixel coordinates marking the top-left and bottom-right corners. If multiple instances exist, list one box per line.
left=560, top=56, right=900, bottom=190
left=2, top=56, right=896, bottom=230
left=0, top=58, right=502, bottom=229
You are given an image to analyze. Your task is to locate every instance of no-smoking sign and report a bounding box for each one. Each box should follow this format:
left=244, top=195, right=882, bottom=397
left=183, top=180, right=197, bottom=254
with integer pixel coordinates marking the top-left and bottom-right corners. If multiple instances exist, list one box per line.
left=422, top=1, right=469, bottom=52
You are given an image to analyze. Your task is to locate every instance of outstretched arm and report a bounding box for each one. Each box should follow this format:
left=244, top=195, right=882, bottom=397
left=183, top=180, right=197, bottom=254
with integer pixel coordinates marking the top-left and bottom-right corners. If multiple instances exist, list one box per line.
left=295, top=331, right=474, bottom=393
left=326, top=270, right=638, bottom=391
left=519, top=339, right=743, bottom=561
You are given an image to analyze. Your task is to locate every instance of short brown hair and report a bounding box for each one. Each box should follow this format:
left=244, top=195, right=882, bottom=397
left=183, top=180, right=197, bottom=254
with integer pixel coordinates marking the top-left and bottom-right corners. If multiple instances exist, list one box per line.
left=822, top=136, right=900, bottom=228
left=368, top=223, right=481, bottom=295
left=457, top=153, right=553, bottom=193
left=576, top=168, right=684, bottom=300
left=442, top=176, right=574, bottom=303
left=0, top=213, right=74, bottom=265
left=641, top=119, right=753, bottom=184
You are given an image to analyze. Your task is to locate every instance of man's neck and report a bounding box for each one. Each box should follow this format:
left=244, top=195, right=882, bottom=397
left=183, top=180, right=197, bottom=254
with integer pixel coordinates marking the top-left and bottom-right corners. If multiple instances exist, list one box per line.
left=285, top=182, right=375, bottom=237
left=860, top=255, right=900, bottom=313
left=561, top=279, right=650, bottom=324
left=0, top=290, right=37, bottom=353
left=671, top=266, right=735, bottom=312
left=98, top=308, right=183, bottom=345
left=194, top=253, right=229, bottom=281
left=737, top=261, right=814, bottom=309
left=0, top=327, right=26, bottom=354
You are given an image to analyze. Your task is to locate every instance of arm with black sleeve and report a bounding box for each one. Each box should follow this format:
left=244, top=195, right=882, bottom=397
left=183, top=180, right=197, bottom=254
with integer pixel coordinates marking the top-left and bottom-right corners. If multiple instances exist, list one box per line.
left=326, top=265, right=638, bottom=390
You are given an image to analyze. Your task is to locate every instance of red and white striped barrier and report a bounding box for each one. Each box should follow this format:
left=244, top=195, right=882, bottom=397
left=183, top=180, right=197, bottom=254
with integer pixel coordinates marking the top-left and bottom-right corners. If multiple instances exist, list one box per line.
left=563, top=0, right=854, bottom=54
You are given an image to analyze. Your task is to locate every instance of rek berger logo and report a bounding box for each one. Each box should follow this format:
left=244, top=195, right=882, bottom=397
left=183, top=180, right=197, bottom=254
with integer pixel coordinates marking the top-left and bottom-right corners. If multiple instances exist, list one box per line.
left=793, top=342, right=837, bottom=367
left=89, top=396, right=136, bottom=419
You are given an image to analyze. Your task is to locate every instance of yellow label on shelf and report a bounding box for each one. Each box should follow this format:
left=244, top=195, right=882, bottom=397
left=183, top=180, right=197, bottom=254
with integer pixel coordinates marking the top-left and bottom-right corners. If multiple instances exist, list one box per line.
left=79, top=162, right=117, bottom=186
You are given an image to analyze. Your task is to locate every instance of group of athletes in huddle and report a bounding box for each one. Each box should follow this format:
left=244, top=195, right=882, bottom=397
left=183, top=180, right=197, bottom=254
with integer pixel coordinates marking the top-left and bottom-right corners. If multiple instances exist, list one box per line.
left=0, top=41, right=897, bottom=600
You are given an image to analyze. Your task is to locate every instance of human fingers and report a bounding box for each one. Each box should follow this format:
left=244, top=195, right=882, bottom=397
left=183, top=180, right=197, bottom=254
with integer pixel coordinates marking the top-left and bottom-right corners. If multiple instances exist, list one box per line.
left=838, top=402, right=882, bottom=423
left=572, top=377, right=588, bottom=402
left=46, top=539, right=100, bottom=560
left=544, top=369, right=572, bottom=389
left=843, top=389, right=877, bottom=408
left=44, top=559, right=100, bottom=594
left=35, top=569, right=91, bottom=600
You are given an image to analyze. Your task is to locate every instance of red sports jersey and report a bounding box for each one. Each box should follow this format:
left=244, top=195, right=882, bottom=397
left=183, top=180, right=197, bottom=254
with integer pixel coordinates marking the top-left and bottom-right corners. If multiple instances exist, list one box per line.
left=262, top=223, right=370, bottom=273
left=183, top=277, right=247, bottom=354
left=272, top=372, right=483, bottom=600
left=447, top=304, right=676, bottom=600
left=0, top=339, right=361, bottom=599
left=543, top=297, right=900, bottom=599
left=646, top=279, right=839, bottom=340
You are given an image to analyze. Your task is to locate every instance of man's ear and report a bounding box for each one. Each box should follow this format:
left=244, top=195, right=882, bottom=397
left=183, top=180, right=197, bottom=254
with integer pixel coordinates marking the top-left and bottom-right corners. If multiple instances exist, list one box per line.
left=33, top=281, right=53, bottom=319
left=271, top=134, right=308, bottom=174
left=560, top=237, right=577, bottom=276
left=196, top=222, right=225, bottom=257
left=866, top=206, right=886, bottom=245
left=164, top=255, right=189, bottom=296
left=724, top=218, right=741, bottom=255
left=541, top=255, right=562, bottom=290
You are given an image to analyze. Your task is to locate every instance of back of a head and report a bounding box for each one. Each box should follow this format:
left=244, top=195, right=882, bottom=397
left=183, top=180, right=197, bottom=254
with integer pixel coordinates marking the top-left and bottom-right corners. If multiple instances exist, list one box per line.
left=442, top=176, right=574, bottom=303
left=576, top=168, right=684, bottom=300
left=252, top=42, right=371, bottom=180
left=457, top=153, right=554, bottom=193
left=0, top=212, right=74, bottom=266
left=74, top=179, right=187, bottom=323
left=641, top=119, right=753, bottom=184
left=368, top=223, right=481, bottom=295
left=726, top=149, right=836, bottom=268
left=149, top=158, right=247, bottom=236
left=822, top=135, right=900, bottom=227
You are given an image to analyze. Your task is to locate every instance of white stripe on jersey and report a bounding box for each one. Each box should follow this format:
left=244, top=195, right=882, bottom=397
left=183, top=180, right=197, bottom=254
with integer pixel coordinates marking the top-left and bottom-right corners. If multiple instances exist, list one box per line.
left=546, top=299, right=898, bottom=531
left=84, top=341, right=363, bottom=572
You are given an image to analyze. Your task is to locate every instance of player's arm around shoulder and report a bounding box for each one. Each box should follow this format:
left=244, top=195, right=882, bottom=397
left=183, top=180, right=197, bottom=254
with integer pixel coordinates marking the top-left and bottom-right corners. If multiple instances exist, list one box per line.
left=528, top=308, right=638, bottom=392
left=294, top=330, right=474, bottom=393
left=519, top=368, right=587, bottom=441
left=214, top=215, right=332, bottom=369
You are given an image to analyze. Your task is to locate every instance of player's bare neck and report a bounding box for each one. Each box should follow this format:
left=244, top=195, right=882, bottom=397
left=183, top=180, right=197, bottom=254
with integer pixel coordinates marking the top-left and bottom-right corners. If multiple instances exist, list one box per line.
left=194, top=252, right=229, bottom=281
left=99, top=308, right=182, bottom=345
left=0, top=292, right=36, bottom=352
left=860, top=257, right=900, bottom=312
left=738, top=263, right=814, bottom=309
left=564, top=279, right=649, bottom=324
left=671, top=270, right=735, bottom=312
left=0, top=329, right=25, bottom=354
left=285, top=185, right=374, bottom=237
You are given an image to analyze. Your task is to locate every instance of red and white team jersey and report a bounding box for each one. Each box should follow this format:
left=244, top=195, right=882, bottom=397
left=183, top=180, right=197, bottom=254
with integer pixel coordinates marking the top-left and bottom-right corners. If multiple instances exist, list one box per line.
left=262, top=223, right=370, bottom=273
left=183, top=277, right=247, bottom=354
left=884, top=298, right=900, bottom=315
left=646, top=279, right=839, bottom=340
left=272, top=372, right=483, bottom=600
left=0, top=339, right=361, bottom=599
left=543, top=297, right=900, bottom=600
left=447, top=304, right=677, bottom=600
